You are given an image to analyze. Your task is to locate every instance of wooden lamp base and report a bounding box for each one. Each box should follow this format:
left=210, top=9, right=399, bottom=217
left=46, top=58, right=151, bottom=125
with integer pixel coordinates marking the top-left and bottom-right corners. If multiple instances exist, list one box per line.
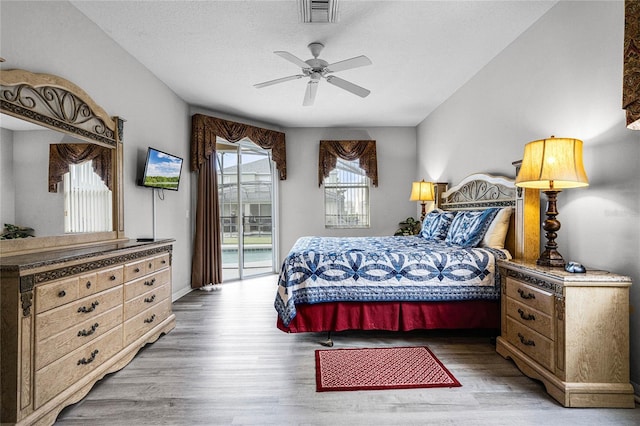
left=537, top=189, right=565, bottom=267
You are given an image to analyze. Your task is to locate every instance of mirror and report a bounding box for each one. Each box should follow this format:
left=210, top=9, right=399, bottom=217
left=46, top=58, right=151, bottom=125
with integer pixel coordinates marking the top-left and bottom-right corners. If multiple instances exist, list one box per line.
left=0, top=69, right=125, bottom=255
left=1, top=115, right=113, bottom=237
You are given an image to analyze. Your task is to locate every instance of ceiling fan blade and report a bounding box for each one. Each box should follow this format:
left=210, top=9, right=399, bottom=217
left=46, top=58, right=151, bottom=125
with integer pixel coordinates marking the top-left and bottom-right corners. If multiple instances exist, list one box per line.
left=254, top=74, right=305, bottom=88
left=274, top=51, right=311, bottom=70
left=325, top=75, right=370, bottom=98
left=303, top=80, right=319, bottom=106
left=325, top=55, right=372, bottom=73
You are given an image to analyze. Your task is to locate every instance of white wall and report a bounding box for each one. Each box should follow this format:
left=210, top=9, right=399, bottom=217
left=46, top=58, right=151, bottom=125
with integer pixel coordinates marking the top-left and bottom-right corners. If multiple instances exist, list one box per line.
left=279, top=127, right=417, bottom=259
left=1, top=1, right=193, bottom=299
left=417, top=1, right=640, bottom=390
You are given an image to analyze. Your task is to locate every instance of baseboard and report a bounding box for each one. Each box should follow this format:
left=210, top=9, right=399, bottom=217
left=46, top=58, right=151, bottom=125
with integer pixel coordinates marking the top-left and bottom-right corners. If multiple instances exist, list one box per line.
left=172, top=285, right=193, bottom=302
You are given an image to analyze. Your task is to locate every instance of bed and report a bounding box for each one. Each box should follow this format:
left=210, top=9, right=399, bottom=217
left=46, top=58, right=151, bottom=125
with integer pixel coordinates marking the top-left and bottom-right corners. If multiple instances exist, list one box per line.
left=274, top=173, right=526, bottom=340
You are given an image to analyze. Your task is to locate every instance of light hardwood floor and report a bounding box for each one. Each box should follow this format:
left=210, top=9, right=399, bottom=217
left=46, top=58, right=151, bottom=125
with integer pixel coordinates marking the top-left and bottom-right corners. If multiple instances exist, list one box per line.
left=55, top=274, right=639, bottom=425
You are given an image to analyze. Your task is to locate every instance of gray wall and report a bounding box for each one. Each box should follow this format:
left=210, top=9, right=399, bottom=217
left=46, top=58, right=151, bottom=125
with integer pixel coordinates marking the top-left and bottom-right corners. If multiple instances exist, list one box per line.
left=279, top=127, right=418, bottom=257
left=12, top=130, right=67, bottom=237
left=0, top=128, right=15, bottom=227
left=1, top=1, right=193, bottom=299
left=416, top=0, right=640, bottom=391
left=188, top=107, right=419, bottom=265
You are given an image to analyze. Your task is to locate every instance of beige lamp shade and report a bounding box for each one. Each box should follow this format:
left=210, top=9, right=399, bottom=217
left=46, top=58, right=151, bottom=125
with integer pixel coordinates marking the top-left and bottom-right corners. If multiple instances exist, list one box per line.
left=409, top=180, right=435, bottom=201
left=515, top=137, right=589, bottom=190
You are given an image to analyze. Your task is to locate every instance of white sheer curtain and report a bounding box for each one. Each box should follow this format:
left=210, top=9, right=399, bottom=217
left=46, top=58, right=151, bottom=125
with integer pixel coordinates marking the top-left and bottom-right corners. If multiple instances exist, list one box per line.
left=63, top=161, right=112, bottom=233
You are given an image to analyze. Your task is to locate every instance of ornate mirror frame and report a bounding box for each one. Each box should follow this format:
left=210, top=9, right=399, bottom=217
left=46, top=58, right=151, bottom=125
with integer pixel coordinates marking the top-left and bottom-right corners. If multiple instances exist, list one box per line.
left=0, top=69, right=125, bottom=255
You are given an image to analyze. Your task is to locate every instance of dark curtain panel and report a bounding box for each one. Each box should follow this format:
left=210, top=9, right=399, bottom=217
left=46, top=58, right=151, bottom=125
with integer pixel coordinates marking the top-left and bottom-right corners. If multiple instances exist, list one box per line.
left=191, top=154, right=223, bottom=288
left=49, top=143, right=113, bottom=192
left=189, top=113, right=287, bottom=288
left=318, top=140, right=378, bottom=187
left=624, top=0, right=640, bottom=129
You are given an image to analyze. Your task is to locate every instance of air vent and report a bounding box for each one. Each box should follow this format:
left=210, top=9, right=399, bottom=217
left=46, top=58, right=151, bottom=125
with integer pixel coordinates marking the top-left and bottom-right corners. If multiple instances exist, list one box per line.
left=298, top=0, right=339, bottom=23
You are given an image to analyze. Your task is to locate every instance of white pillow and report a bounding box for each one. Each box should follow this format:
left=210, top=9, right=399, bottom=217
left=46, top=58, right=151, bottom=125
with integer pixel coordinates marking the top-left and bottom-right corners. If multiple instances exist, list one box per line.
left=480, top=207, right=513, bottom=249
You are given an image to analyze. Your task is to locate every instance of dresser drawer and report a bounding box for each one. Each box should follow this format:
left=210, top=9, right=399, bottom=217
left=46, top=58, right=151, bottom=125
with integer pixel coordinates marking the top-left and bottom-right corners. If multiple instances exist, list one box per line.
left=35, top=277, right=79, bottom=314
left=124, top=268, right=170, bottom=301
left=77, top=272, right=98, bottom=298
left=506, top=277, right=554, bottom=315
left=96, top=265, right=124, bottom=291
left=506, top=317, right=553, bottom=371
left=124, top=282, right=170, bottom=320
left=124, top=298, right=171, bottom=346
left=124, top=257, right=155, bottom=281
left=154, top=253, right=170, bottom=270
left=35, top=304, right=123, bottom=371
left=506, top=297, right=554, bottom=340
left=34, top=325, right=123, bottom=409
left=35, top=286, right=123, bottom=341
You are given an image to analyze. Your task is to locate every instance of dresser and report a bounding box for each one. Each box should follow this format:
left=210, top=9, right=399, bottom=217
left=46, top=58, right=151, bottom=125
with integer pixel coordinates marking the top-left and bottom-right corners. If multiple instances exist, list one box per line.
left=496, top=259, right=634, bottom=408
left=1, top=239, right=176, bottom=425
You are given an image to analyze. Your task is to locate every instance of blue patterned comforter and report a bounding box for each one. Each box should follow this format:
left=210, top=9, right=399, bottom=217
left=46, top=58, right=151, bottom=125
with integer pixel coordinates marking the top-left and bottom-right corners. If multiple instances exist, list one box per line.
left=275, top=236, right=510, bottom=327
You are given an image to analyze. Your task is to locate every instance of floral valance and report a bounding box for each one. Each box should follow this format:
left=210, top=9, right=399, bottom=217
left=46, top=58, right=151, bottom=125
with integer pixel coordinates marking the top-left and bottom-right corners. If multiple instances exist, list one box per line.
left=190, top=114, right=287, bottom=179
left=624, top=0, right=640, bottom=130
left=49, top=143, right=112, bottom=192
left=318, top=140, right=378, bottom=187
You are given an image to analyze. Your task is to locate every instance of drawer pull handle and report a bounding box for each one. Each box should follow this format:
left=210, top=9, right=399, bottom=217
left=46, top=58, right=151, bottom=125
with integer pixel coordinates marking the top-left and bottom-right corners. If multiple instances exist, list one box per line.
left=78, top=323, right=99, bottom=337
left=517, top=288, right=536, bottom=300
left=144, top=278, right=157, bottom=287
left=134, top=267, right=140, bottom=273
left=78, top=301, right=100, bottom=313
left=58, top=290, right=66, bottom=298
left=144, top=314, right=156, bottom=324
left=77, top=349, right=99, bottom=365
left=161, top=260, right=167, bottom=264
left=144, top=294, right=156, bottom=303
left=517, top=309, right=536, bottom=321
left=148, top=262, right=153, bottom=268
left=517, top=333, right=536, bottom=347
left=86, top=281, right=92, bottom=289
left=109, top=275, right=117, bottom=281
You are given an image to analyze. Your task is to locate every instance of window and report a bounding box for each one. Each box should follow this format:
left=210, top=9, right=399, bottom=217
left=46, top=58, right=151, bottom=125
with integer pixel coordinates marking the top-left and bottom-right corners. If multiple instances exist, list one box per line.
left=324, top=158, right=370, bottom=228
left=63, top=161, right=112, bottom=233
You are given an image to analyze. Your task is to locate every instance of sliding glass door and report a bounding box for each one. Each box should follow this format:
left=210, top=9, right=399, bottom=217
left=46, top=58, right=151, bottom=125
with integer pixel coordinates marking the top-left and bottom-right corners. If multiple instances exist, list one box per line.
left=216, top=138, right=277, bottom=281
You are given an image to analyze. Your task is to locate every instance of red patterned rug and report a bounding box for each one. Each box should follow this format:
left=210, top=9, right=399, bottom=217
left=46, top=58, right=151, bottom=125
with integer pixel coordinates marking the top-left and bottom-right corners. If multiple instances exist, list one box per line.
left=315, top=346, right=461, bottom=392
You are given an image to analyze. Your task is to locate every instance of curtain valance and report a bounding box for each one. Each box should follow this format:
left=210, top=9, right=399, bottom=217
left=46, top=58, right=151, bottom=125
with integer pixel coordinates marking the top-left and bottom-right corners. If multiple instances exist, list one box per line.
left=49, top=143, right=113, bottom=192
left=318, top=140, right=378, bottom=187
left=624, top=0, right=640, bottom=130
left=190, top=113, right=287, bottom=179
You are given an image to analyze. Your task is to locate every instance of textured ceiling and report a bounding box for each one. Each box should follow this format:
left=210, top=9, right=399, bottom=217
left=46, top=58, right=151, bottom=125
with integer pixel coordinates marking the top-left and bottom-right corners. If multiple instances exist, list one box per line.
left=70, top=0, right=556, bottom=128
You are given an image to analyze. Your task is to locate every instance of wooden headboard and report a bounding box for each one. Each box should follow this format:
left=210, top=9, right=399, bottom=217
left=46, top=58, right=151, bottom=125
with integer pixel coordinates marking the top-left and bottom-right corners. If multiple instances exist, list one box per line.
left=437, top=173, right=539, bottom=261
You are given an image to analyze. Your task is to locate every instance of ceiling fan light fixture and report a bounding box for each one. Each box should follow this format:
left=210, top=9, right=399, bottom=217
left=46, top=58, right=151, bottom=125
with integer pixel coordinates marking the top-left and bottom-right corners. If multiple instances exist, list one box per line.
left=298, top=0, right=339, bottom=23
left=254, top=41, right=371, bottom=106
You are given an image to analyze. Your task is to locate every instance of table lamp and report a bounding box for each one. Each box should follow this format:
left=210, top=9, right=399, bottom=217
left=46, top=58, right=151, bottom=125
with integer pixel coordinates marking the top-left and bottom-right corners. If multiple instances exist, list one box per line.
left=515, top=136, right=589, bottom=267
left=410, top=180, right=435, bottom=221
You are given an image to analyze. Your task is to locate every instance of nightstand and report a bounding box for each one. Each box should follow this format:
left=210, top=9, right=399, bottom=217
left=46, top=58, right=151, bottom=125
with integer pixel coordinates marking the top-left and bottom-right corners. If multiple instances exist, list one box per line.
left=496, top=259, right=635, bottom=408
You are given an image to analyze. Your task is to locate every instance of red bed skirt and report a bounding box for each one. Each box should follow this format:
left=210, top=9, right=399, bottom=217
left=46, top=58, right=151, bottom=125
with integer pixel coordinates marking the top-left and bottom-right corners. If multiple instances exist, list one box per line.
left=276, top=300, right=500, bottom=333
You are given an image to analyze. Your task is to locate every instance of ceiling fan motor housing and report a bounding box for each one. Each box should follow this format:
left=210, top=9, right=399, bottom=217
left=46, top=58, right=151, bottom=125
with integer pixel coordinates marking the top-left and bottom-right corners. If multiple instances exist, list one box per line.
left=304, top=58, right=329, bottom=76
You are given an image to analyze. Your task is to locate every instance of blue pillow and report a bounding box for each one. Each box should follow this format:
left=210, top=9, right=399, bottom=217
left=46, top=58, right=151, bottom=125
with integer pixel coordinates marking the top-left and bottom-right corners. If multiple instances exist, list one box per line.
left=445, top=208, right=500, bottom=247
left=420, top=210, right=457, bottom=241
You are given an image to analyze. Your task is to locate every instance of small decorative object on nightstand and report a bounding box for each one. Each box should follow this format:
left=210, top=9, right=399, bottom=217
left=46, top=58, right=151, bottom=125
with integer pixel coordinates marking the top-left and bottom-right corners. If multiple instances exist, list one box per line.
left=496, top=260, right=634, bottom=408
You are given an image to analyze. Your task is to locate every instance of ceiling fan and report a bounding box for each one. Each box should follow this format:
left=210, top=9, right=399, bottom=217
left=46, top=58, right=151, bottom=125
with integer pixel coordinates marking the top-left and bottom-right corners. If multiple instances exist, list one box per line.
left=254, top=42, right=372, bottom=106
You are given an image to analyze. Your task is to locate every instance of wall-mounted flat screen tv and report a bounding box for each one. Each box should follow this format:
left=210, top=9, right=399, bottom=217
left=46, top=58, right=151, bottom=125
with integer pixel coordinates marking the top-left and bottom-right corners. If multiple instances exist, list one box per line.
left=140, top=147, right=183, bottom=191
